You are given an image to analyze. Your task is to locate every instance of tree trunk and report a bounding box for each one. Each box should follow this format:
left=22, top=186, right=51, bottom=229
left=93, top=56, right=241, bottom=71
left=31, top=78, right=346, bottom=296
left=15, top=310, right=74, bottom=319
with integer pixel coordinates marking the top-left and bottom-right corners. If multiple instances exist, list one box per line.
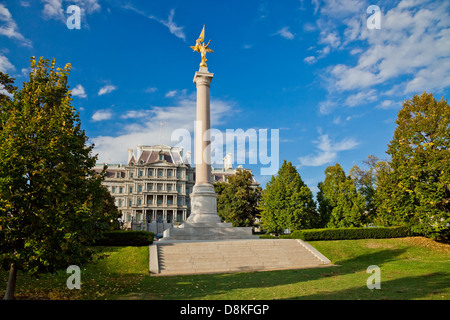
left=3, top=263, right=17, bottom=300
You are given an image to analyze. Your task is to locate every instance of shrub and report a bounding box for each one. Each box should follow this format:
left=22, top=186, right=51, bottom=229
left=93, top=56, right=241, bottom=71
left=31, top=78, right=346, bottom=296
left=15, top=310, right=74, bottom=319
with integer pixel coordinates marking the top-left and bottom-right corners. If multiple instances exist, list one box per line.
left=94, top=230, right=154, bottom=246
left=290, top=226, right=414, bottom=241
left=259, top=234, right=277, bottom=239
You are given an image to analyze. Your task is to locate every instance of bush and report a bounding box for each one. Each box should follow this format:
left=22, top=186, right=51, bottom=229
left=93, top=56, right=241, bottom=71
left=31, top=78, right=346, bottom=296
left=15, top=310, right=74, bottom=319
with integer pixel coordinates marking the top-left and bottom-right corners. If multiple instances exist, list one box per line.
left=259, top=234, right=277, bottom=239
left=94, top=231, right=154, bottom=246
left=290, top=226, right=414, bottom=241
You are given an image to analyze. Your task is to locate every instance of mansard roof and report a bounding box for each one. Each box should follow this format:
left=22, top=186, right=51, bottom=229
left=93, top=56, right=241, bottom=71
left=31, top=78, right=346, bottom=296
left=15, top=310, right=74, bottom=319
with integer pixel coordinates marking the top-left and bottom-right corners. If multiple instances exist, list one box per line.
left=128, top=145, right=186, bottom=166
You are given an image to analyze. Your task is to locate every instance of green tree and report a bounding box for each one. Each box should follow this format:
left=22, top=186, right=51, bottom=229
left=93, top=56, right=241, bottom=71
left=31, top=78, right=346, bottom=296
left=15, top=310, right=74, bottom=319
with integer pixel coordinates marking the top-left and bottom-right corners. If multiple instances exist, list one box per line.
left=214, top=169, right=262, bottom=227
left=377, top=92, right=450, bottom=240
left=0, top=57, right=118, bottom=300
left=349, top=155, right=381, bottom=224
left=317, top=163, right=366, bottom=228
left=259, top=160, right=317, bottom=233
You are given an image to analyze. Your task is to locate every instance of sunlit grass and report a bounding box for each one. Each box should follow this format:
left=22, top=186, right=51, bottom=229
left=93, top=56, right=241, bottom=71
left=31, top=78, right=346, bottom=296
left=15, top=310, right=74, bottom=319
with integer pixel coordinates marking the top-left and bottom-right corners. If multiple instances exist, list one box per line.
left=1, top=237, right=448, bottom=300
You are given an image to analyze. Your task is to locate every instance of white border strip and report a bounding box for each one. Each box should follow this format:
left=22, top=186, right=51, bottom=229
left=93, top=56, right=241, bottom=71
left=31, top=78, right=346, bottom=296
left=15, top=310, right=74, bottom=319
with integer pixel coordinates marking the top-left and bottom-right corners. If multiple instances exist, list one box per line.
left=149, top=244, right=159, bottom=274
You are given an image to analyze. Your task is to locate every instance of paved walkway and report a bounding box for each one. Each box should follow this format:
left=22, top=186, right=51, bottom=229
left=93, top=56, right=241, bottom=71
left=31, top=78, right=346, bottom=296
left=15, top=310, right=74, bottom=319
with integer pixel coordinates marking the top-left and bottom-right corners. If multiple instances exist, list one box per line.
left=149, top=239, right=332, bottom=276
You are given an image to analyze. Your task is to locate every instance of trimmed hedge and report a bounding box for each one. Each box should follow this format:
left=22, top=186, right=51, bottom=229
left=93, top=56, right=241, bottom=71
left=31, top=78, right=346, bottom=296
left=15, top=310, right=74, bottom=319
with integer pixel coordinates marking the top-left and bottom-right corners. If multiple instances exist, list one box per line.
left=94, top=230, right=154, bottom=246
left=289, top=226, right=414, bottom=241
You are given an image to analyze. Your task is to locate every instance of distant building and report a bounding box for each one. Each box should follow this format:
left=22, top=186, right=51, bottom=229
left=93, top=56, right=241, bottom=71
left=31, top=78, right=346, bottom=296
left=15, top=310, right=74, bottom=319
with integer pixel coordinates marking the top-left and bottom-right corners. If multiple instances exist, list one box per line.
left=95, top=145, right=257, bottom=233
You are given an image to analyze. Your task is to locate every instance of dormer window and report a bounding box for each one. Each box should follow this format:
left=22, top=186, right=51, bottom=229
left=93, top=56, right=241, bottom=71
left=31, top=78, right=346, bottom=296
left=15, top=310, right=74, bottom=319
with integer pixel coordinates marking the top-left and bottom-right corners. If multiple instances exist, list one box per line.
left=140, top=160, right=144, bottom=164
left=159, top=155, right=163, bottom=161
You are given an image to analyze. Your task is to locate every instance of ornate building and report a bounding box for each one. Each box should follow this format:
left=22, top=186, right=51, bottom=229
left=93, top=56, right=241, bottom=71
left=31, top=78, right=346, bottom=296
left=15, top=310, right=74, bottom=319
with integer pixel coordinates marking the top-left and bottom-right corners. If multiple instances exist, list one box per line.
left=95, top=145, right=256, bottom=233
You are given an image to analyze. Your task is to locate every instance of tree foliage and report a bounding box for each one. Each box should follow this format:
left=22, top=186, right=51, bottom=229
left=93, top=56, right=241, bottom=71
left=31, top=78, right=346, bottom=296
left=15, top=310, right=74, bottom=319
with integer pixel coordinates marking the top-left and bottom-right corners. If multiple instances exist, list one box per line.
left=317, top=163, right=366, bottom=228
left=214, top=169, right=261, bottom=227
left=376, top=92, right=450, bottom=240
left=0, top=57, right=119, bottom=299
left=259, top=160, right=318, bottom=233
left=349, top=155, right=386, bottom=224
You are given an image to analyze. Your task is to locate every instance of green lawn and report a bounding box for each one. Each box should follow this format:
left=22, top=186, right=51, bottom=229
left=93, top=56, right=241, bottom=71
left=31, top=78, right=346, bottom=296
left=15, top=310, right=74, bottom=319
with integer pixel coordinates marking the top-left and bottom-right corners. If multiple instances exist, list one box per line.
left=1, top=237, right=449, bottom=300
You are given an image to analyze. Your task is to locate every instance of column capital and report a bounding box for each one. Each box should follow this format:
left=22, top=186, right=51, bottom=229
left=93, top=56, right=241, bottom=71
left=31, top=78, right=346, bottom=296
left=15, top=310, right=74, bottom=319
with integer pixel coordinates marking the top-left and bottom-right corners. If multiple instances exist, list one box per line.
left=194, top=69, right=214, bottom=87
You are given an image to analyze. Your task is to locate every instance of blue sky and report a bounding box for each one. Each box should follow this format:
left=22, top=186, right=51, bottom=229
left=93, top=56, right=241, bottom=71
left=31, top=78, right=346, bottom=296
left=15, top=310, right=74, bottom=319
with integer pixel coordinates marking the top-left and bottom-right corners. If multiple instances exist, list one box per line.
left=1, top=0, right=450, bottom=192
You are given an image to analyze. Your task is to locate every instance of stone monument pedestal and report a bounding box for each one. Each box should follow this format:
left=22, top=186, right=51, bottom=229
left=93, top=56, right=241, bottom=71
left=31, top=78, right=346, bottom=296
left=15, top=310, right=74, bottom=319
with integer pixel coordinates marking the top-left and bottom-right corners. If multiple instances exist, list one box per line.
left=163, top=222, right=257, bottom=241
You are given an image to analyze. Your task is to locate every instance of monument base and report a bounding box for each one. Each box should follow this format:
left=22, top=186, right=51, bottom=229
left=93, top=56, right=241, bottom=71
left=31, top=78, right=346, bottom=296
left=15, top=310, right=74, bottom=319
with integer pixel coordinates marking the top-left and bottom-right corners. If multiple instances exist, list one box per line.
left=162, top=222, right=257, bottom=241
left=186, top=183, right=221, bottom=224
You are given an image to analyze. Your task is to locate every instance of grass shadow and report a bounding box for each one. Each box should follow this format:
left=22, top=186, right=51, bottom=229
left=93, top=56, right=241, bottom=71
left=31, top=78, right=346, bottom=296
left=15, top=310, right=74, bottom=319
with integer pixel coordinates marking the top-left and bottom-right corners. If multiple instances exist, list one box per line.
left=136, top=247, right=409, bottom=300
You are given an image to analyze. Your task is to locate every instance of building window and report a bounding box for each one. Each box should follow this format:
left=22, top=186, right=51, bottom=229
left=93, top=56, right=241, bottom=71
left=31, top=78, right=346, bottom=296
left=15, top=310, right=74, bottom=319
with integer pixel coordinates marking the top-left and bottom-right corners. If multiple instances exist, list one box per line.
left=118, top=199, right=122, bottom=207
left=177, top=186, right=181, bottom=193
left=139, top=170, right=143, bottom=177
left=130, top=172, right=134, bottom=178
left=158, top=169, right=163, bottom=177
left=168, top=198, right=172, bottom=205
left=138, top=185, right=142, bottom=192
left=157, top=184, right=162, bottom=191
left=138, top=198, right=141, bottom=205
left=129, top=187, right=133, bottom=193
left=167, top=185, right=172, bottom=191
left=159, top=155, right=163, bottom=161
left=128, top=200, right=132, bottom=207
left=140, top=160, right=144, bottom=164
left=116, top=172, right=120, bottom=178
left=111, top=186, right=115, bottom=193
left=147, top=184, right=152, bottom=191
left=168, top=170, right=172, bottom=177
left=119, top=187, right=123, bottom=194
left=157, top=198, right=162, bottom=205
left=148, top=170, right=153, bottom=177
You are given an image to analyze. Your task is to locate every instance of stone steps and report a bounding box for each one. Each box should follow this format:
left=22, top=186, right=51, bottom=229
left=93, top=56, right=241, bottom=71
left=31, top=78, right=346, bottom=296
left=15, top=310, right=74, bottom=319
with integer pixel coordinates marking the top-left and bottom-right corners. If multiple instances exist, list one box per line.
left=150, top=239, right=332, bottom=276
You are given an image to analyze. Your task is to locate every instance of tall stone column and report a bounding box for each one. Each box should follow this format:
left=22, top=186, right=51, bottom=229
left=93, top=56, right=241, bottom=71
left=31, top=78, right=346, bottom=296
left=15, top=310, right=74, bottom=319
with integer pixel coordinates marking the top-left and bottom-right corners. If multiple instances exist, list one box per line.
left=186, top=66, right=221, bottom=224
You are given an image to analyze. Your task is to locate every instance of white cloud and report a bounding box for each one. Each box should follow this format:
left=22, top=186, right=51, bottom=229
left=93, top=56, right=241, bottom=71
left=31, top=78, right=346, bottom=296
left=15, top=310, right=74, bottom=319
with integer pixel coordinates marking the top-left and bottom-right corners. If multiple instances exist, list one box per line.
left=42, top=0, right=65, bottom=22
left=120, top=110, right=151, bottom=119
left=91, top=109, right=113, bottom=121
left=323, top=1, right=450, bottom=95
left=42, top=0, right=101, bottom=26
left=318, top=100, right=337, bottom=115
left=377, top=99, right=403, bottom=110
left=344, top=89, right=377, bottom=107
left=0, top=54, right=15, bottom=73
left=0, top=3, right=32, bottom=47
left=155, top=9, right=186, bottom=41
left=91, top=96, right=235, bottom=163
left=319, top=30, right=340, bottom=49
left=71, top=84, right=87, bottom=98
left=144, top=87, right=157, bottom=93
left=304, top=56, right=317, bottom=64
left=273, top=27, right=294, bottom=40
left=299, top=133, right=359, bottom=167
left=98, top=84, right=117, bottom=96
left=165, top=90, right=177, bottom=98
left=123, top=5, right=186, bottom=41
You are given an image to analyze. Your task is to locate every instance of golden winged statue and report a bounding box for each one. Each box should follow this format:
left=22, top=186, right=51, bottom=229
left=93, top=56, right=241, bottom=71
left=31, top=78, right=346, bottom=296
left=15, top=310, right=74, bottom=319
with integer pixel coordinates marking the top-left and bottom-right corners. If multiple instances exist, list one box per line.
left=190, top=25, right=214, bottom=68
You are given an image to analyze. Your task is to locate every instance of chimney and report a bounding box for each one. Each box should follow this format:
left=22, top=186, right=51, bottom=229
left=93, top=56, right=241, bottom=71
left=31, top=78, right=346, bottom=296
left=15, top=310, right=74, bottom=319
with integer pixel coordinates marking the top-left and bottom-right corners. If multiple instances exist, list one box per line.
left=127, top=148, right=134, bottom=163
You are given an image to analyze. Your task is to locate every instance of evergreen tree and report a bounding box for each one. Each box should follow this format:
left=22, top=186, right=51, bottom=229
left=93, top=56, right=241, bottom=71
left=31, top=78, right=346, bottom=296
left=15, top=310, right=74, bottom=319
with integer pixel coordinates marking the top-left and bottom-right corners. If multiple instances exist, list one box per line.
left=0, top=57, right=119, bottom=299
left=317, top=163, right=366, bottom=228
left=377, top=92, right=450, bottom=240
left=259, top=160, right=317, bottom=233
left=215, top=168, right=262, bottom=227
